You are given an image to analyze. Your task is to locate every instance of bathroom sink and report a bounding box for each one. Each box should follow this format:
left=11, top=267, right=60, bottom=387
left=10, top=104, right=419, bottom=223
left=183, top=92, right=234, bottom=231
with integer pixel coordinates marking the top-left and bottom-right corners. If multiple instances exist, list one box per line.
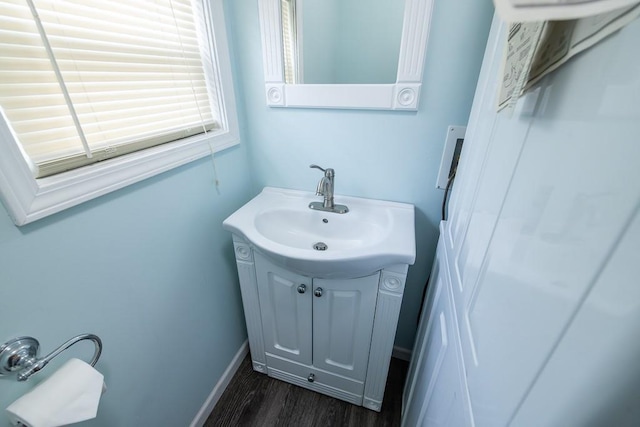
left=223, top=187, right=415, bottom=278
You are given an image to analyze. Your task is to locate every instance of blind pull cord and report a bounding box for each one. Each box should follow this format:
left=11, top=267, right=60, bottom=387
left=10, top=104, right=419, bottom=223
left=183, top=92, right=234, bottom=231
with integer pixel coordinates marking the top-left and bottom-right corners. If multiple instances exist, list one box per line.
left=202, top=0, right=222, bottom=194
left=26, top=0, right=92, bottom=159
left=208, top=142, right=221, bottom=194
left=174, top=0, right=220, bottom=194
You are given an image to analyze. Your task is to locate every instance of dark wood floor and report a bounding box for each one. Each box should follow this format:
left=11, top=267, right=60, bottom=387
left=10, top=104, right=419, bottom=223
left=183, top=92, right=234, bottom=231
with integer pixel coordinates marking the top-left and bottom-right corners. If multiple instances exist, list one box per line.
left=205, top=355, right=408, bottom=427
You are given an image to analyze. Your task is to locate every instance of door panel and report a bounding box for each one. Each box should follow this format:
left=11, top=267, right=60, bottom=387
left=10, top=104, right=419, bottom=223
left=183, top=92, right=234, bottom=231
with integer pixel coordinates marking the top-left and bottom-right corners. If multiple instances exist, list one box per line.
left=446, top=15, right=504, bottom=256
left=403, top=241, right=442, bottom=412
left=402, top=261, right=469, bottom=427
left=255, top=252, right=312, bottom=365
left=312, top=273, right=379, bottom=381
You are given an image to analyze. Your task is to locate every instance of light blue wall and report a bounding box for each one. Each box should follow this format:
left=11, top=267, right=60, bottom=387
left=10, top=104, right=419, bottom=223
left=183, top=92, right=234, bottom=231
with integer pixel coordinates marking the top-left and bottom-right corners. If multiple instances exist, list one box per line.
left=227, top=0, right=494, bottom=349
left=0, top=1, right=256, bottom=421
left=0, top=147, right=253, bottom=426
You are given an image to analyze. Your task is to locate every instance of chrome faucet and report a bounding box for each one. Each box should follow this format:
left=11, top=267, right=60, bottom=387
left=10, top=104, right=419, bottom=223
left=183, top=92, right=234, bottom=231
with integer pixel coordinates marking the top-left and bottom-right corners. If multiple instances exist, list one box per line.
left=309, top=164, right=349, bottom=214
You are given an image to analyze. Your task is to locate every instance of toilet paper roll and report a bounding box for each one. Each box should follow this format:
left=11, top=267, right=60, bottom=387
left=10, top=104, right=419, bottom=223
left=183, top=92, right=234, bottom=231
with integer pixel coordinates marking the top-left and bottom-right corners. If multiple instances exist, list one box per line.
left=6, top=358, right=105, bottom=427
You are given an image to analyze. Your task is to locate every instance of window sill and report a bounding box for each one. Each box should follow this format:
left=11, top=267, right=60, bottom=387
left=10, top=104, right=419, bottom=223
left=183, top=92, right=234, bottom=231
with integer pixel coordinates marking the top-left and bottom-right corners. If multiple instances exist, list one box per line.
left=0, top=124, right=239, bottom=226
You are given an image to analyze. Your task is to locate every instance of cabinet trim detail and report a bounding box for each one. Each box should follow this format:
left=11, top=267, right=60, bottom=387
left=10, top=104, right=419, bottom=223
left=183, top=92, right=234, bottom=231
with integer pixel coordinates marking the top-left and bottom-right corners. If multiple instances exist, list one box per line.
left=364, top=288, right=404, bottom=404
left=232, top=243, right=266, bottom=369
left=380, top=271, right=407, bottom=294
left=233, top=242, right=253, bottom=262
left=234, top=259, right=266, bottom=367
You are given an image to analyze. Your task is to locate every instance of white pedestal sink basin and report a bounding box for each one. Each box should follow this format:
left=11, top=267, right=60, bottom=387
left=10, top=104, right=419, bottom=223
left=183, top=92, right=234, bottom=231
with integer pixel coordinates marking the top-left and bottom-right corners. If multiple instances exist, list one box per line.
left=223, top=187, right=415, bottom=278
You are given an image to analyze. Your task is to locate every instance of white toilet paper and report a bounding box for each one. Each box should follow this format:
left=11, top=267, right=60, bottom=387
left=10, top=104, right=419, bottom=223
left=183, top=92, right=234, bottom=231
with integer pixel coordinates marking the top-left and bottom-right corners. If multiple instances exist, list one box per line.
left=6, top=358, right=105, bottom=427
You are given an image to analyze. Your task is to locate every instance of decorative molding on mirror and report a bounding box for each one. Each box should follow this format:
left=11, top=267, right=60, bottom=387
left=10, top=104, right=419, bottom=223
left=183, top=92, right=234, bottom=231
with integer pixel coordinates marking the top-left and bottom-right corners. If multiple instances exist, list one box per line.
left=397, top=0, right=433, bottom=82
left=393, top=84, right=421, bottom=110
left=265, top=84, right=285, bottom=105
left=258, top=0, right=284, bottom=83
left=258, top=0, right=434, bottom=111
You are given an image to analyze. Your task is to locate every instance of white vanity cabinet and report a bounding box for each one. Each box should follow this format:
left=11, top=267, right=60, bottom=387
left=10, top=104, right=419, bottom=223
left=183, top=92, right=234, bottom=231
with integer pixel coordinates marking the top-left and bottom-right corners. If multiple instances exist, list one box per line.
left=231, top=235, right=410, bottom=412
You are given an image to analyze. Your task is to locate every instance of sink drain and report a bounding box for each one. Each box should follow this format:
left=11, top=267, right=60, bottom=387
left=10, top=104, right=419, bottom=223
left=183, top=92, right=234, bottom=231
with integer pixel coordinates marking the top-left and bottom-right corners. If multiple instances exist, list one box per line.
left=313, top=242, right=328, bottom=251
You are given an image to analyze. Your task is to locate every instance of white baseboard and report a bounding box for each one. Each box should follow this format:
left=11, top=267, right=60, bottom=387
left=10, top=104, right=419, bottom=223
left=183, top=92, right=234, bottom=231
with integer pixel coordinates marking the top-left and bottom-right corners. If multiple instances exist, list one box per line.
left=190, top=340, right=249, bottom=427
left=392, top=345, right=412, bottom=362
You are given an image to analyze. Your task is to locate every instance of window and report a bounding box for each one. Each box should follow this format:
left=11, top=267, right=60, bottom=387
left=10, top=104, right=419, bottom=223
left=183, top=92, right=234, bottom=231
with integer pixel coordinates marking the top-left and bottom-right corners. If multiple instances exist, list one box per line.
left=0, top=0, right=239, bottom=225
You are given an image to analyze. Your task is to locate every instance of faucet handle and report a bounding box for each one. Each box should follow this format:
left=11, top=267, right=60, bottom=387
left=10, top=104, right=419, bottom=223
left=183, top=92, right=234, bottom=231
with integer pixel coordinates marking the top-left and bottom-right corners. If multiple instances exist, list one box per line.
left=310, top=164, right=334, bottom=177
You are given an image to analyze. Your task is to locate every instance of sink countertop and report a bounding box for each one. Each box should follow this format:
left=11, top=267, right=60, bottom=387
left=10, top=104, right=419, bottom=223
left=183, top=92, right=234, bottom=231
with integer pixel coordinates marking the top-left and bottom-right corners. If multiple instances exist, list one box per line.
left=223, top=187, right=416, bottom=278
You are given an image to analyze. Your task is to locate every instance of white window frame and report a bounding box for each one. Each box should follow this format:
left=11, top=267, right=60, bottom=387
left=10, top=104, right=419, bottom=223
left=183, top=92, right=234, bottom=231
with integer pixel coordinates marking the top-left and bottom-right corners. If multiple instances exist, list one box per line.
left=0, top=0, right=240, bottom=226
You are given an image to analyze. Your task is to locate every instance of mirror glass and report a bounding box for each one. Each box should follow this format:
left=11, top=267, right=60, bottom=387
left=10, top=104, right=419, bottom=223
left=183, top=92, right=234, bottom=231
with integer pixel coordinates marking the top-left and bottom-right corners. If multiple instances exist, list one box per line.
left=280, top=0, right=405, bottom=84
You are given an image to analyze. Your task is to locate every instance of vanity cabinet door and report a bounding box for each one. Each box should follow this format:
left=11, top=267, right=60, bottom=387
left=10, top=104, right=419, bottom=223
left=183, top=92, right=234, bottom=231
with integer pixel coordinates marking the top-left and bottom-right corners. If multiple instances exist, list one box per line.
left=255, top=253, right=313, bottom=366
left=312, top=273, right=380, bottom=381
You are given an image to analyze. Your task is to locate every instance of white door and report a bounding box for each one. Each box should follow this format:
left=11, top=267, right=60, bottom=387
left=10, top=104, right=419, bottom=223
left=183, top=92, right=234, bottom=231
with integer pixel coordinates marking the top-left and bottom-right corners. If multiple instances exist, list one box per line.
left=428, top=13, right=640, bottom=427
left=402, top=244, right=469, bottom=427
left=255, top=252, right=312, bottom=365
left=312, top=273, right=379, bottom=381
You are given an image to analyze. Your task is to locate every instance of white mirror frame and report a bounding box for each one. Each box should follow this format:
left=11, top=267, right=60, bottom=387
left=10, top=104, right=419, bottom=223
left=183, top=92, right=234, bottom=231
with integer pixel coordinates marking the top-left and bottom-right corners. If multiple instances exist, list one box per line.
left=258, top=0, right=434, bottom=110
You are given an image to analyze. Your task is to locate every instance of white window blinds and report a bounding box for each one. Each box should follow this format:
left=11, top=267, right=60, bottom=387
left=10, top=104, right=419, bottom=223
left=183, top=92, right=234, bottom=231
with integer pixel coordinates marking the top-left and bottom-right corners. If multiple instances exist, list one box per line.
left=0, top=0, right=221, bottom=177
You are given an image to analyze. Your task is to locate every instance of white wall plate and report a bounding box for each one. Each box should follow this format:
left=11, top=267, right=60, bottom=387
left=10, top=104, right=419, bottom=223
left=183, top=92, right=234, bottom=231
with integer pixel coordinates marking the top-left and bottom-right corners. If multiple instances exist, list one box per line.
left=436, top=125, right=466, bottom=190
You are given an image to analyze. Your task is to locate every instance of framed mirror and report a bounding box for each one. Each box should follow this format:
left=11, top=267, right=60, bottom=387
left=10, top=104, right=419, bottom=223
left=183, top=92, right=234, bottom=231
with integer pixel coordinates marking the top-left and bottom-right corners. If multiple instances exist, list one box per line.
left=258, top=0, right=435, bottom=110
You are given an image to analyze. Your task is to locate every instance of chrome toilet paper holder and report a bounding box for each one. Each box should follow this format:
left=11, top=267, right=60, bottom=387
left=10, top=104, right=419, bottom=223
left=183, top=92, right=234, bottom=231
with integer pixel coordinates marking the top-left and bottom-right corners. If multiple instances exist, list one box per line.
left=0, top=334, right=102, bottom=381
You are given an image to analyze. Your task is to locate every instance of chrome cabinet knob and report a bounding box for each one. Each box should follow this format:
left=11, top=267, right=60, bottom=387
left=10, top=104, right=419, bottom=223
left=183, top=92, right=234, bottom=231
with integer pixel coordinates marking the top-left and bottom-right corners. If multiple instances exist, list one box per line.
left=307, top=373, right=315, bottom=383
left=314, top=287, right=323, bottom=297
left=297, top=284, right=306, bottom=294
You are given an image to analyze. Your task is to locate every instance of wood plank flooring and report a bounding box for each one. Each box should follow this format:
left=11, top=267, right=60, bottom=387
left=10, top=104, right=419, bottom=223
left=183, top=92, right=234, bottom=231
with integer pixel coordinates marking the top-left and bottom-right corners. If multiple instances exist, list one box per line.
left=205, top=355, right=408, bottom=427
